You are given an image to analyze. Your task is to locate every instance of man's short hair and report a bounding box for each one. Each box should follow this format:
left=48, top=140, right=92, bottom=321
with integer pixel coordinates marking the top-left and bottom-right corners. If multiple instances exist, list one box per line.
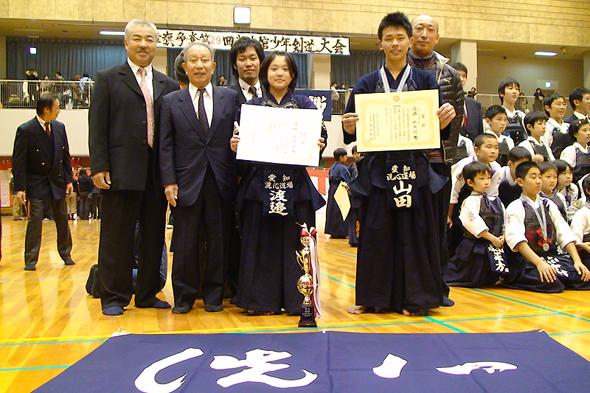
left=542, top=93, right=565, bottom=116
left=485, top=105, right=507, bottom=120
left=498, top=77, right=520, bottom=103
left=450, top=62, right=468, bottom=75
left=568, top=87, right=590, bottom=110
left=36, top=93, right=58, bottom=116
left=378, top=12, right=412, bottom=40
left=260, top=51, right=298, bottom=94
left=174, top=52, right=189, bottom=86
left=474, top=133, right=497, bottom=149
left=508, top=146, right=532, bottom=163
left=124, top=19, right=158, bottom=41
left=229, top=37, right=265, bottom=79
left=181, top=42, right=216, bottom=61
left=524, top=111, right=548, bottom=129
left=515, top=161, right=539, bottom=181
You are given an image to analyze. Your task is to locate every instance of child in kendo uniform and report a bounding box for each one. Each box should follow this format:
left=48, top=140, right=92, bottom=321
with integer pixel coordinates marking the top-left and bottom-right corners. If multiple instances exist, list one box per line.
left=518, top=111, right=555, bottom=162
left=504, top=161, right=590, bottom=292
left=571, top=176, right=590, bottom=266
left=446, top=161, right=508, bottom=287
left=560, top=118, right=590, bottom=184
left=484, top=105, right=513, bottom=166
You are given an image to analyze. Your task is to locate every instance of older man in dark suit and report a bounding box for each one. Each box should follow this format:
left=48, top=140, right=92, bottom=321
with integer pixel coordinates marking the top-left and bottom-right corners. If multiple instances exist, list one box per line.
left=12, top=93, right=75, bottom=271
left=160, top=42, right=239, bottom=314
left=89, top=19, right=178, bottom=316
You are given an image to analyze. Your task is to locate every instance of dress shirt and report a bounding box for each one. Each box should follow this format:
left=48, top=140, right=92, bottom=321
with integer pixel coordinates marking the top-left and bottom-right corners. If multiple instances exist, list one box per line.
left=189, top=82, right=213, bottom=127
left=238, top=78, right=262, bottom=102
left=127, top=58, right=153, bottom=98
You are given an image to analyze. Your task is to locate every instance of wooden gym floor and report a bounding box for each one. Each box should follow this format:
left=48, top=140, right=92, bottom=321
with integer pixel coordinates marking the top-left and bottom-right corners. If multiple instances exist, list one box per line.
left=1, top=214, right=590, bottom=392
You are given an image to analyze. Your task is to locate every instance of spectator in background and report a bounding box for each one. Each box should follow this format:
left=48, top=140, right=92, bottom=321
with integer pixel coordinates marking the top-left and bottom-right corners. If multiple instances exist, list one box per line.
left=533, top=88, right=545, bottom=112
left=217, top=75, right=227, bottom=86
left=467, top=87, right=477, bottom=98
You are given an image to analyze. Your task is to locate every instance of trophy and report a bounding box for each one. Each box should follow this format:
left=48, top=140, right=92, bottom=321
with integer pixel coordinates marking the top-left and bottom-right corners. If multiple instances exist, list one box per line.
left=297, top=226, right=317, bottom=328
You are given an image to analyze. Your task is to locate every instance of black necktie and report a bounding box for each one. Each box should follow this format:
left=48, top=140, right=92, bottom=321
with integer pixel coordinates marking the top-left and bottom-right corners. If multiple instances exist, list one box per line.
left=248, top=86, right=258, bottom=98
left=198, top=88, right=209, bottom=135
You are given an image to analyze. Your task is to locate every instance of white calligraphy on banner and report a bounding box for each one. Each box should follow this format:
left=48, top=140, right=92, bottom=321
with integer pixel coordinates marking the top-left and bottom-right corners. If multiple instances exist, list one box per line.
left=157, top=30, right=350, bottom=55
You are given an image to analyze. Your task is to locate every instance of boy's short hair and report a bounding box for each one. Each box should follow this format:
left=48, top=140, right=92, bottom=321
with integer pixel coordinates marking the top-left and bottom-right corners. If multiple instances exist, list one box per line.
left=568, top=87, right=590, bottom=110
left=333, top=147, right=347, bottom=160
left=568, top=117, right=590, bottom=143
left=474, top=133, right=497, bottom=149
left=515, top=161, right=539, bottom=181
left=542, top=93, right=565, bottom=116
left=351, top=145, right=358, bottom=154
left=538, top=161, right=557, bottom=175
left=553, top=159, right=572, bottom=176
left=498, top=77, right=520, bottom=103
left=508, top=146, right=532, bottom=163
left=524, top=111, right=548, bottom=129
left=462, top=161, right=491, bottom=184
left=378, top=12, right=412, bottom=40
left=485, top=105, right=507, bottom=120
left=450, top=62, right=468, bottom=75
left=582, top=175, right=590, bottom=200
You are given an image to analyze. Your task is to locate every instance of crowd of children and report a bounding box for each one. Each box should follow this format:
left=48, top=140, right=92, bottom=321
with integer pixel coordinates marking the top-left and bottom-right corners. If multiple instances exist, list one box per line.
left=444, top=80, right=590, bottom=293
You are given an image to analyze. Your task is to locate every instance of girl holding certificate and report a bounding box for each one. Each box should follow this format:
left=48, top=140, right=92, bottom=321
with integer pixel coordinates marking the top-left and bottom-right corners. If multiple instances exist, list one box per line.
left=230, top=51, right=327, bottom=315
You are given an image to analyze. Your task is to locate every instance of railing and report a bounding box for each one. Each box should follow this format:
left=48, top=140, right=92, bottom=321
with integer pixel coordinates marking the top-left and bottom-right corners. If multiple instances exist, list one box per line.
left=0, top=80, right=94, bottom=109
left=331, top=89, right=351, bottom=115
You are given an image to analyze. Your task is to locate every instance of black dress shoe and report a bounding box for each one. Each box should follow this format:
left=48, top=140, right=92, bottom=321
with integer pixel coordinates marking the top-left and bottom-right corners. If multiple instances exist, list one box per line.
left=64, top=259, right=75, bottom=266
left=24, top=265, right=37, bottom=271
left=172, top=305, right=192, bottom=314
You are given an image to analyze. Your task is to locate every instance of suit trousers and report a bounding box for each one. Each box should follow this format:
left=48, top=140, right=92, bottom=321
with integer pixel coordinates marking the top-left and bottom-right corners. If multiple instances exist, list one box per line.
left=97, top=155, right=167, bottom=310
left=171, top=167, right=233, bottom=308
left=25, top=198, right=72, bottom=266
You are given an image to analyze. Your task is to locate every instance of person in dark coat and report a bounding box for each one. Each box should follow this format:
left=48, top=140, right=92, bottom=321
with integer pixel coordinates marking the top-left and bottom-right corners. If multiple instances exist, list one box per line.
left=325, top=147, right=351, bottom=238
left=230, top=51, right=327, bottom=315
left=12, top=93, right=75, bottom=270
left=89, top=19, right=179, bottom=315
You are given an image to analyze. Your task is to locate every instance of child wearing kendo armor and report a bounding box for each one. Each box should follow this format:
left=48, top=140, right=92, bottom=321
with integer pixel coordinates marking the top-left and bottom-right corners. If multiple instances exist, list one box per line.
left=445, top=161, right=508, bottom=287
left=504, top=161, right=590, bottom=293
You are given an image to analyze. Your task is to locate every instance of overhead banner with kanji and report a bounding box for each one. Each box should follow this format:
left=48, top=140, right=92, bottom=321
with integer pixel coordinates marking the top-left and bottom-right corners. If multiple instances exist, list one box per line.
left=34, top=331, right=590, bottom=392
left=157, top=30, right=350, bottom=55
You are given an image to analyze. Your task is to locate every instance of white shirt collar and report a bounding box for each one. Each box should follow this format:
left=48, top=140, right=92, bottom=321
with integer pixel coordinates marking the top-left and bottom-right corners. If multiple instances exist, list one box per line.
left=189, top=82, right=213, bottom=101
left=37, top=116, right=49, bottom=129
left=574, top=111, right=587, bottom=120
left=527, top=136, right=544, bottom=146
left=574, top=142, right=589, bottom=153
left=127, top=58, right=153, bottom=79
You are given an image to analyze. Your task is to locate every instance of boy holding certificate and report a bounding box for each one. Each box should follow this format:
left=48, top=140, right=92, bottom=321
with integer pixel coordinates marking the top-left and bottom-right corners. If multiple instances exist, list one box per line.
left=342, top=12, right=455, bottom=316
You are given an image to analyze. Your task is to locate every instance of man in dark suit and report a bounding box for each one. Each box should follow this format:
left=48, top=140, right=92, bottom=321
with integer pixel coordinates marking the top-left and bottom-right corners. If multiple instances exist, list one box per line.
left=12, top=93, right=75, bottom=271
left=228, top=37, right=265, bottom=106
left=565, top=87, right=590, bottom=124
left=160, top=42, right=239, bottom=314
left=89, top=19, right=179, bottom=316
left=450, top=62, right=484, bottom=142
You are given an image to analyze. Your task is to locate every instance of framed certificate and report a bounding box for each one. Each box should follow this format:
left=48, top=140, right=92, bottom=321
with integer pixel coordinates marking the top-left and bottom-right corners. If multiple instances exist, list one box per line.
left=355, top=89, right=440, bottom=152
left=237, top=104, right=322, bottom=167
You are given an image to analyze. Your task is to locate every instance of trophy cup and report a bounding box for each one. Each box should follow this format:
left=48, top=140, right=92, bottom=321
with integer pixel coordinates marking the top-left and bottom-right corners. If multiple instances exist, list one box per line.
left=297, top=227, right=317, bottom=328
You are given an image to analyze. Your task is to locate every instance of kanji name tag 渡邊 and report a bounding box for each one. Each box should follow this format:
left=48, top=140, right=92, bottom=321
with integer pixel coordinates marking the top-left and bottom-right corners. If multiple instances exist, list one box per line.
left=355, top=89, right=440, bottom=152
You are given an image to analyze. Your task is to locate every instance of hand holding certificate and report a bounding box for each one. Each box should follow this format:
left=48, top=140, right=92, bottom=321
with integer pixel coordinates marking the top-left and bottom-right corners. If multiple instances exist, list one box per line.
left=355, top=89, right=440, bottom=152
left=237, top=104, right=322, bottom=167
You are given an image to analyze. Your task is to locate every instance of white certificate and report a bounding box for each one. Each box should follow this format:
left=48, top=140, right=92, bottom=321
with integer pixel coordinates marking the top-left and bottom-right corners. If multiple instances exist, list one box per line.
left=355, top=89, right=440, bottom=152
left=334, top=182, right=350, bottom=221
left=237, top=104, right=322, bottom=167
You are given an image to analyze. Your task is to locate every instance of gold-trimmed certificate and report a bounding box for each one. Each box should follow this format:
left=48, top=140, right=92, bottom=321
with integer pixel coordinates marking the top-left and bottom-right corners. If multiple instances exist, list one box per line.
left=237, top=104, right=322, bottom=167
left=355, top=89, right=440, bottom=152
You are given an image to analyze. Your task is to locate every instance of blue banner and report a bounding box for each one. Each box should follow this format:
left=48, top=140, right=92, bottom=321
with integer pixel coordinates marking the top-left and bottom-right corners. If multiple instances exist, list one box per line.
left=34, top=331, right=590, bottom=393
left=296, top=89, right=332, bottom=121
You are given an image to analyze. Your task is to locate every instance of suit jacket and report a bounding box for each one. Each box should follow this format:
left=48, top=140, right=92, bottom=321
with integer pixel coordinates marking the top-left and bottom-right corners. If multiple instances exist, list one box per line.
left=12, top=118, right=73, bottom=200
left=229, top=82, right=248, bottom=106
left=463, top=97, right=484, bottom=141
left=88, top=62, right=179, bottom=191
left=159, top=85, right=240, bottom=206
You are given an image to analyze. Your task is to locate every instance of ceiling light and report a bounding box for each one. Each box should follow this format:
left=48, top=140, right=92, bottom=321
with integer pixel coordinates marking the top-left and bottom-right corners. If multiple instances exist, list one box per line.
left=100, top=31, right=125, bottom=36
left=535, top=51, right=557, bottom=57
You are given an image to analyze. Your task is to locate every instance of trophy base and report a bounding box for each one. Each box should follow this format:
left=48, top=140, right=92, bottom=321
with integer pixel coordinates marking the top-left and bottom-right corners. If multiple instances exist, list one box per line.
left=298, top=304, right=317, bottom=328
